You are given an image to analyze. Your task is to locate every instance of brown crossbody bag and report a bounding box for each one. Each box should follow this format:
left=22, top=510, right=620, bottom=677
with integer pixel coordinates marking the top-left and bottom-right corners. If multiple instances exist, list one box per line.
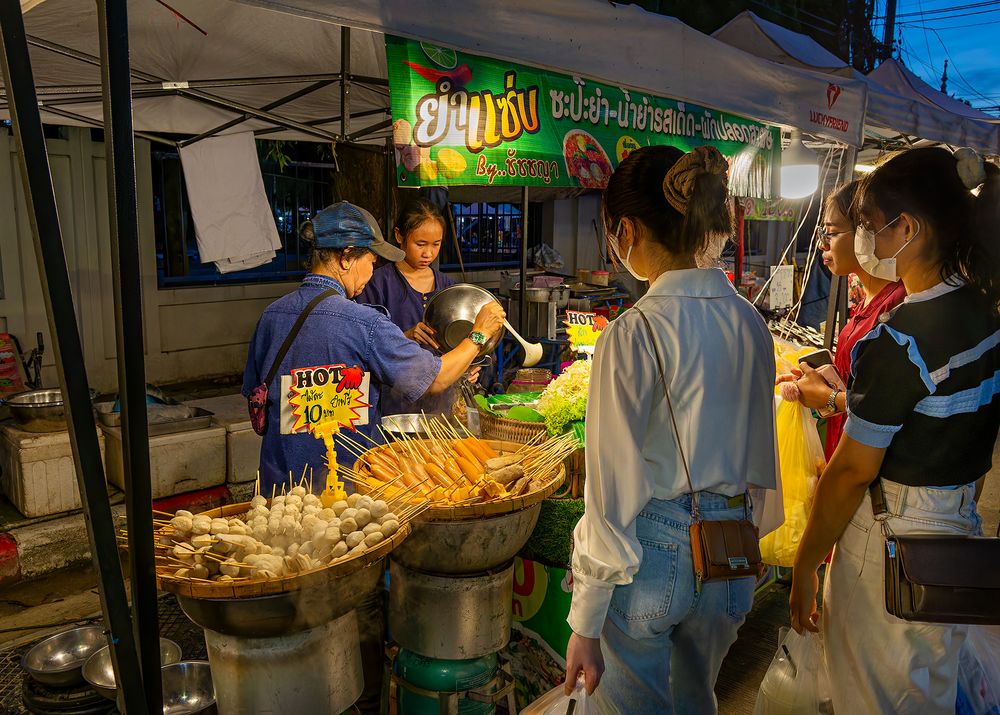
left=634, top=307, right=763, bottom=586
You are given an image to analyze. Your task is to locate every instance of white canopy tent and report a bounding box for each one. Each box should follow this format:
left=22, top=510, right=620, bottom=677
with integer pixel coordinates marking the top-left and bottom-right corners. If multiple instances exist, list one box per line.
left=4, top=0, right=393, bottom=144
left=714, top=11, right=1000, bottom=155
left=228, top=0, right=868, bottom=146
left=3, top=0, right=870, bottom=149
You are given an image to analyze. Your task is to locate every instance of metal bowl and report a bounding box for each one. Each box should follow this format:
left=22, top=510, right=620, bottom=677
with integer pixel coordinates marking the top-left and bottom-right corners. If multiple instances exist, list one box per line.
left=161, top=661, right=216, bottom=715
left=4, top=388, right=95, bottom=433
left=423, top=284, right=504, bottom=357
left=21, top=625, right=107, bottom=687
left=83, top=638, right=182, bottom=701
left=391, top=504, right=542, bottom=574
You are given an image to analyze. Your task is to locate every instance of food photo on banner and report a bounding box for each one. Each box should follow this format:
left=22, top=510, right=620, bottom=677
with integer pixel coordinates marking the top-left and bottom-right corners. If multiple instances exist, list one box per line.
left=386, top=36, right=780, bottom=197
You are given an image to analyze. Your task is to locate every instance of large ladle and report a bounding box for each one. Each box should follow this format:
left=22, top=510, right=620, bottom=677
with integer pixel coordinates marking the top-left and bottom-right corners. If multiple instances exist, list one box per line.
left=504, top=320, right=544, bottom=367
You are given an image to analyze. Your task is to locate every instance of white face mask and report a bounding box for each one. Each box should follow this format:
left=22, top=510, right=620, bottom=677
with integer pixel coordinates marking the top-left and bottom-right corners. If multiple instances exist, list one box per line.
left=854, top=214, right=919, bottom=282
left=607, top=221, right=649, bottom=282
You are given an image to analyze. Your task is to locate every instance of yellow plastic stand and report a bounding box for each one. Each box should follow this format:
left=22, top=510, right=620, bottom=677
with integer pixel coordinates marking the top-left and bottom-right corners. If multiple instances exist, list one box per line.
left=313, top=423, right=348, bottom=506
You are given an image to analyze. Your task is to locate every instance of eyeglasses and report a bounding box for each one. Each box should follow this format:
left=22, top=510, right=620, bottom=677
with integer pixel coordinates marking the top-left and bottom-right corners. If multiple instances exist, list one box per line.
left=815, top=225, right=851, bottom=244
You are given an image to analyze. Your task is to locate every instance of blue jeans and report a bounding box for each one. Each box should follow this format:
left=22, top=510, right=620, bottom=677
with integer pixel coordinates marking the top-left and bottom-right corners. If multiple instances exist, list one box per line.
left=593, top=493, right=755, bottom=715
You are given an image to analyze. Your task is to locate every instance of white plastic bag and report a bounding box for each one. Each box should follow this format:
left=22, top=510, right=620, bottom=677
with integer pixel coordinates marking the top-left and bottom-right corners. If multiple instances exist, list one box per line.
left=521, top=677, right=596, bottom=715
left=754, top=627, right=834, bottom=714
left=958, top=625, right=1000, bottom=714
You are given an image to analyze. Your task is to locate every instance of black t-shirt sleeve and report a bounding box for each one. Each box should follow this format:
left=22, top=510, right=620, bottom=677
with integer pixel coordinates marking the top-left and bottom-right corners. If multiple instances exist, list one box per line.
left=845, top=327, right=933, bottom=448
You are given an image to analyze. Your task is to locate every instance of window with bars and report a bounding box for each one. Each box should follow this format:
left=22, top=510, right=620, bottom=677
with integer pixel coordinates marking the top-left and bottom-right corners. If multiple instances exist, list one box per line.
left=441, top=202, right=542, bottom=270
left=151, top=141, right=334, bottom=288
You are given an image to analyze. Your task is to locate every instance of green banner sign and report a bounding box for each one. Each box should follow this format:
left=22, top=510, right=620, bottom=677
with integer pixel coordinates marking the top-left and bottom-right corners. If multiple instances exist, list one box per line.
left=386, top=35, right=779, bottom=195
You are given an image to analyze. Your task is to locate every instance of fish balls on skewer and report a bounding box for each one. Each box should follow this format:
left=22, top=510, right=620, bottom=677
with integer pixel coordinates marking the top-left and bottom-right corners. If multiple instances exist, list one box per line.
left=324, top=526, right=342, bottom=544
left=190, top=564, right=210, bottom=580
left=355, top=509, right=372, bottom=528
left=191, top=534, right=215, bottom=550
left=379, top=520, right=400, bottom=537
left=211, top=519, right=230, bottom=535
left=357, top=496, right=374, bottom=511
left=362, top=523, right=381, bottom=536
left=340, top=508, right=358, bottom=522
left=332, top=500, right=349, bottom=516
left=175, top=510, right=194, bottom=519
left=345, top=531, right=365, bottom=549
left=191, top=515, right=212, bottom=535
left=347, top=493, right=362, bottom=508
left=369, top=500, right=389, bottom=520
left=220, top=559, right=241, bottom=578
left=328, top=542, right=348, bottom=561
left=170, top=516, right=193, bottom=534
left=339, top=518, right=358, bottom=534
left=303, top=494, right=321, bottom=507
left=319, top=508, right=337, bottom=522
left=364, top=532, right=384, bottom=548
left=250, top=495, right=267, bottom=508
left=290, top=486, right=307, bottom=497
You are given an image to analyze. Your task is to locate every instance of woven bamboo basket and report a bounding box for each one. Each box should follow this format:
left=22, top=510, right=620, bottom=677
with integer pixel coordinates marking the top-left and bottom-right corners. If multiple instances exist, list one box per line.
left=154, top=502, right=411, bottom=600
left=353, top=439, right=565, bottom=523
left=477, top=410, right=548, bottom=443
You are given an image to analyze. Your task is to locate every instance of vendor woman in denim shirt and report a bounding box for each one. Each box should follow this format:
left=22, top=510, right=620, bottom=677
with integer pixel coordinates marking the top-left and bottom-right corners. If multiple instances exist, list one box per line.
left=243, top=201, right=503, bottom=496
left=358, top=198, right=463, bottom=418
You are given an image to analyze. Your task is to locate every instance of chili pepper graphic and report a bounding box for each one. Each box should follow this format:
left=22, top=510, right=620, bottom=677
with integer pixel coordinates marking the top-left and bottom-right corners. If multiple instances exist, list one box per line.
left=337, top=366, right=364, bottom=393
left=593, top=316, right=609, bottom=331
left=403, top=61, right=473, bottom=88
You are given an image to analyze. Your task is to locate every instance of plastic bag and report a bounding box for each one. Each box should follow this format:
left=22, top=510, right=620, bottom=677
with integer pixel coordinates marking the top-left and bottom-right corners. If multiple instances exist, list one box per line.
left=754, top=627, right=833, bottom=714
left=759, top=399, right=825, bottom=566
left=958, top=626, right=1000, bottom=715
left=521, top=677, right=596, bottom=715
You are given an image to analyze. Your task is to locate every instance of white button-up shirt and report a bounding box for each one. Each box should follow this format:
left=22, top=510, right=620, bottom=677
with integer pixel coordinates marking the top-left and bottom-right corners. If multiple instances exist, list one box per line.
left=568, top=268, right=780, bottom=638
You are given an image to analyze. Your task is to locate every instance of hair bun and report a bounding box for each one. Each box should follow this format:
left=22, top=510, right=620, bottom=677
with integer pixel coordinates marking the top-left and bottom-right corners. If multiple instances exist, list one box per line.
left=662, top=146, right=729, bottom=214
left=954, top=147, right=986, bottom=190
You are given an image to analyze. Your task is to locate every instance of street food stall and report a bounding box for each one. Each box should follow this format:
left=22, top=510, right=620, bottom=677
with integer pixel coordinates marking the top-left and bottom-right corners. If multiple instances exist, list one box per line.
left=1, top=0, right=873, bottom=712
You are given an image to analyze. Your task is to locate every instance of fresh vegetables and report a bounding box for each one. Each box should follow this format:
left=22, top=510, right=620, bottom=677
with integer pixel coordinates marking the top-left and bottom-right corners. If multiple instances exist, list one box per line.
left=535, top=359, right=592, bottom=435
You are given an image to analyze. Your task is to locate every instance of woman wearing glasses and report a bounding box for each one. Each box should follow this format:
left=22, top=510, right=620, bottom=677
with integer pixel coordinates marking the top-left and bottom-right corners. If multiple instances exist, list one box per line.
left=778, top=181, right=906, bottom=457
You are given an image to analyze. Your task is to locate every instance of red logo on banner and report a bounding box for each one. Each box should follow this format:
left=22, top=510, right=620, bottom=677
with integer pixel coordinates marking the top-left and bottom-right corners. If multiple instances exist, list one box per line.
left=827, top=83, right=842, bottom=110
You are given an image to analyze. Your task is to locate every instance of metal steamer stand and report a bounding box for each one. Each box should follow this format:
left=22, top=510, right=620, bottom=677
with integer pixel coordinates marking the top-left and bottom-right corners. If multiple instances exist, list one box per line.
left=360, top=441, right=564, bottom=714
left=157, top=503, right=413, bottom=715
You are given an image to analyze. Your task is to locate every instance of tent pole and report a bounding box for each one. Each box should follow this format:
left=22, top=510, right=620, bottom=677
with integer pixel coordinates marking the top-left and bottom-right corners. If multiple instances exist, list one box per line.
left=253, top=107, right=388, bottom=138
left=0, top=5, right=149, bottom=713
left=341, top=26, right=351, bottom=140
left=95, top=0, right=162, bottom=710
left=179, top=79, right=337, bottom=147
left=25, top=34, right=340, bottom=142
left=34, top=105, right=178, bottom=146
left=519, top=186, right=529, bottom=337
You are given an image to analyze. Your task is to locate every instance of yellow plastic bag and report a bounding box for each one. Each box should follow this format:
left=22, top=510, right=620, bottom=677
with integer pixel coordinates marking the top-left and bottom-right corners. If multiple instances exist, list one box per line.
left=759, top=399, right=826, bottom=567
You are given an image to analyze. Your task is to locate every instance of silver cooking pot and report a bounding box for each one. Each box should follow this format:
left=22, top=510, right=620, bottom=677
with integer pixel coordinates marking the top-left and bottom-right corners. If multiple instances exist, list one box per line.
left=2, top=388, right=96, bottom=433
left=423, top=284, right=505, bottom=359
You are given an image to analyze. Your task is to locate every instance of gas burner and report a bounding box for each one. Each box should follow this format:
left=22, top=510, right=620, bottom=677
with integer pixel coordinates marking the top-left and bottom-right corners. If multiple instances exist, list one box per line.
left=21, top=675, right=113, bottom=714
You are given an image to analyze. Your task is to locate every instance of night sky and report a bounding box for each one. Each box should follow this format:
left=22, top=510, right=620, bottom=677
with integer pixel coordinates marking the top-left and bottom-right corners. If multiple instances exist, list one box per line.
left=871, top=0, right=1000, bottom=116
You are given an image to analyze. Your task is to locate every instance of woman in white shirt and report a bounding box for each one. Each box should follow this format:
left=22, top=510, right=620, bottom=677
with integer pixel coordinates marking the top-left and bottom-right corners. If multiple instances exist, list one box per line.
left=564, top=145, right=779, bottom=714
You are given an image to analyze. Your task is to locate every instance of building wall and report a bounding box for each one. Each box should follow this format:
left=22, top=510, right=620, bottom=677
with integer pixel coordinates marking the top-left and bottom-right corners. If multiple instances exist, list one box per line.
left=0, top=128, right=294, bottom=392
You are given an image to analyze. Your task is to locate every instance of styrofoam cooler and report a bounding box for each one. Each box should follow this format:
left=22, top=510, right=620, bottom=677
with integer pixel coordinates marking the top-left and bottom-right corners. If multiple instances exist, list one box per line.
left=186, top=394, right=261, bottom=486
left=0, top=423, right=107, bottom=518
left=101, top=424, right=226, bottom=499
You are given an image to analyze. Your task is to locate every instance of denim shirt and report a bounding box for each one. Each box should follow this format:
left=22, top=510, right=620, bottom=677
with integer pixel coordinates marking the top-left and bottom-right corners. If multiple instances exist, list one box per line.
left=242, top=274, right=441, bottom=493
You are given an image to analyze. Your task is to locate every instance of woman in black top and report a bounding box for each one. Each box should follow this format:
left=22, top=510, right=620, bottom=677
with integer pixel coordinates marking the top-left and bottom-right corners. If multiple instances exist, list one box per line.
left=789, top=147, right=1000, bottom=714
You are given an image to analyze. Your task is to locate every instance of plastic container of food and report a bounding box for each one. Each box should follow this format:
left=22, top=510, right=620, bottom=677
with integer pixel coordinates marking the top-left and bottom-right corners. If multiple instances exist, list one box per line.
left=591, top=271, right=609, bottom=286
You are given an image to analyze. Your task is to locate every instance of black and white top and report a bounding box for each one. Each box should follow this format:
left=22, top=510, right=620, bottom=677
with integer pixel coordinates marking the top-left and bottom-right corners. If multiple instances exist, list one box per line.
left=845, top=278, right=1000, bottom=488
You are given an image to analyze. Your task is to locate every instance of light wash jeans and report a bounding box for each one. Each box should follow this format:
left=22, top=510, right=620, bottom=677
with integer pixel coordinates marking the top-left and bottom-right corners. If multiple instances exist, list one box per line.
left=593, top=493, right=755, bottom=715
left=823, top=480, right=982, bottom=715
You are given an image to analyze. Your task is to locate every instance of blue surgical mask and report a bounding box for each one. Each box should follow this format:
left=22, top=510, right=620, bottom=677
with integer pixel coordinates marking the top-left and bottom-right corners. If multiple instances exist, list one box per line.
left=607, top=221, right=649, bottom=282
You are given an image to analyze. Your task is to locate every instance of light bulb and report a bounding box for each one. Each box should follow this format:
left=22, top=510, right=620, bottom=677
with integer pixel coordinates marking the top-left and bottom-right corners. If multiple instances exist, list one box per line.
left=780, top=129, right=820, bottom=199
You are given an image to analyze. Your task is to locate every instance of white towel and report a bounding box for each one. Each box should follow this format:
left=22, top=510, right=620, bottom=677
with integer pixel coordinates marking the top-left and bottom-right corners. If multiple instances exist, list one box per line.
left=179, top=132, right=281, bottom=272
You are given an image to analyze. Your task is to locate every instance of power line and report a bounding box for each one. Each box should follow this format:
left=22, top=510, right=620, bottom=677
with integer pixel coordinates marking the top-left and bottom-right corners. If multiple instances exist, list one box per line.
left=876, top=0, right=1000, bottom=19
left=924, top=27, right=996, bottom=104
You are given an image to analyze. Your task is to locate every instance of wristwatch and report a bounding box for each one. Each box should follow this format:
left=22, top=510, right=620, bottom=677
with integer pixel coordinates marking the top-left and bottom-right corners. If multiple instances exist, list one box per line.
left=469, top=331, right=487, bottom=346
left=825, top=389, right=842, bottom=414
